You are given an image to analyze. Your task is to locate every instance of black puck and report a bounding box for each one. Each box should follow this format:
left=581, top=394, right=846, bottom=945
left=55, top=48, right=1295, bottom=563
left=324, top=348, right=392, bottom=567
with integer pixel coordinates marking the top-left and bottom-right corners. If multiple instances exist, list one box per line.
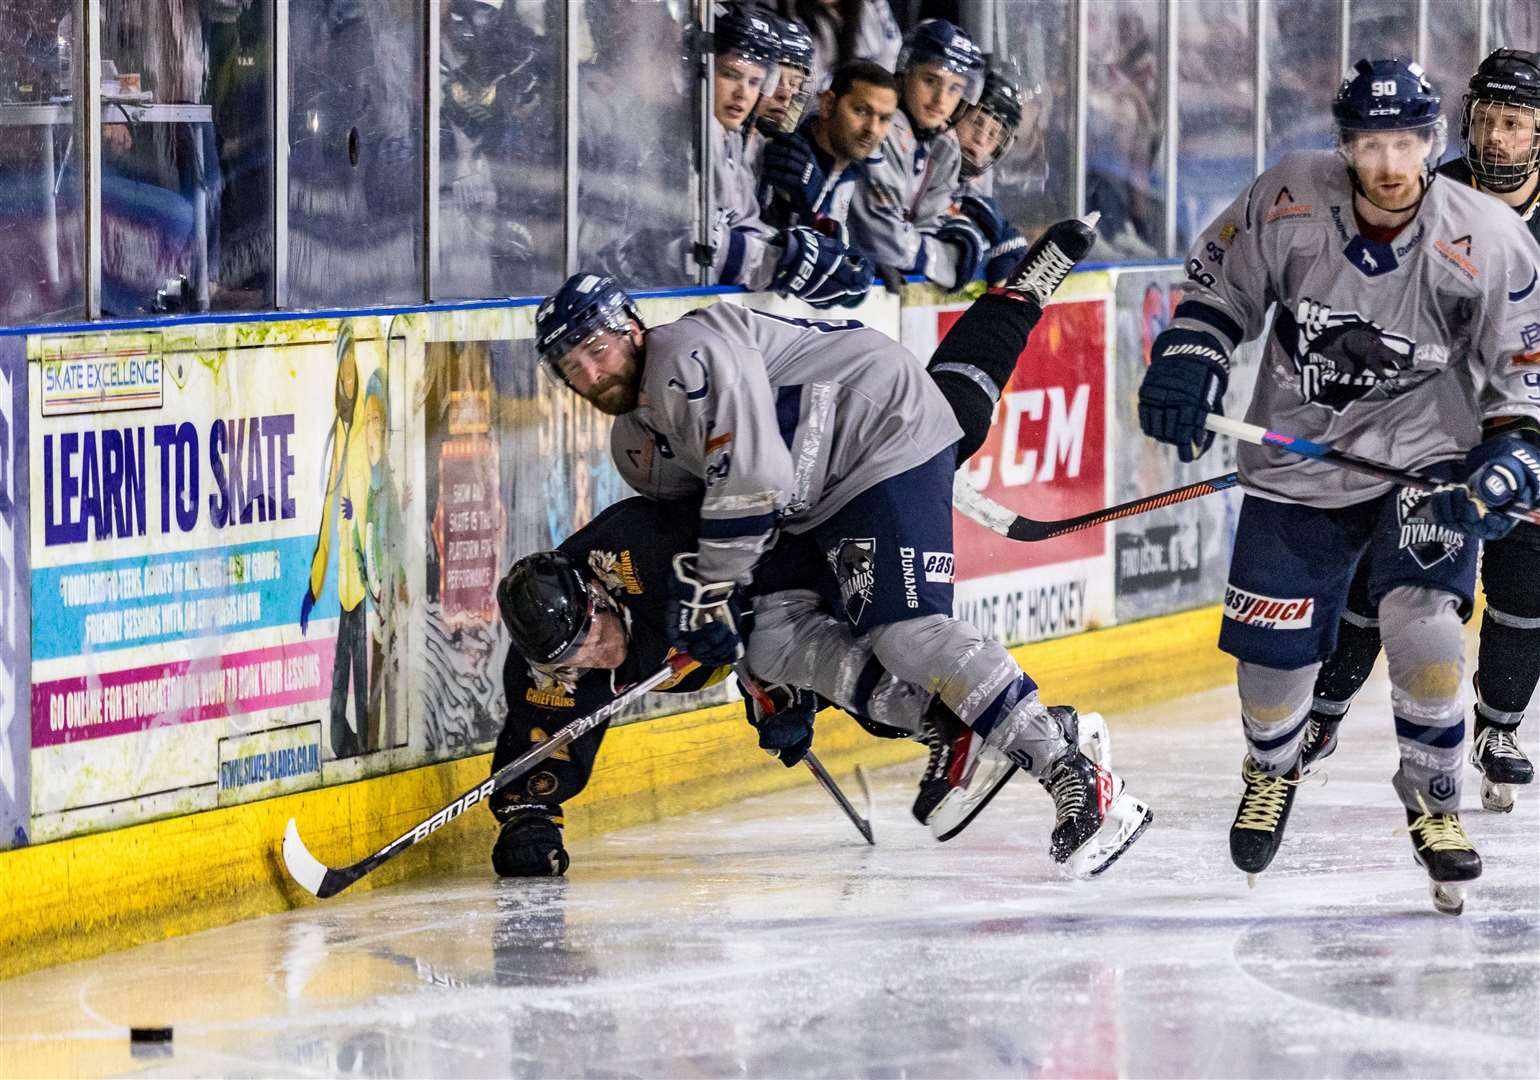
left=130, top=1026, right=173, bottom=1043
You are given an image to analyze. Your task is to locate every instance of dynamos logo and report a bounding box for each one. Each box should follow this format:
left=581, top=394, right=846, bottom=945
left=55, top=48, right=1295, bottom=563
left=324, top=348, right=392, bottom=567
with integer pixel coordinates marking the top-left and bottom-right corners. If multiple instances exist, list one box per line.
left=1281, top=299, right=1441, bottom=413
left=1223, top=587, right=1315, bottom=630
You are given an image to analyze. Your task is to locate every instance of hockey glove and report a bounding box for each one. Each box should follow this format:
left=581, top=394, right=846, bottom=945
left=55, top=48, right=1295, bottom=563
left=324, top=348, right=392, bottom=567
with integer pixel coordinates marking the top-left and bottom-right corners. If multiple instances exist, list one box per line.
left=1138, top=326, right=1230, bottom=462
left=667, top=553, right=744, bottom=666
left=956, top=194, right=1012, bottom=247
left=771, top=226, right=873, bottom=308
left=740, top=678, right=816, bottom=768
left=762, top=133, right=826, bottom=218
left=935, top=214, right=987, bottom=286
left=982, top=229, right=1027, bottom=286
left=1423, top=437, right=1540, bottom=540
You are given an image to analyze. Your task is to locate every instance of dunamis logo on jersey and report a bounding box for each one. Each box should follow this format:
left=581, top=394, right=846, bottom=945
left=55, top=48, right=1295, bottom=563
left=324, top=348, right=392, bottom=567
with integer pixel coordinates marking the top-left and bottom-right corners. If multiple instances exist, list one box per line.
left=1223, top=587, right=1314, bottom=629
left=922, top=550, right=954, bottom=583
left=1396, top=489, right=1466, bottom=569
left=898, top=546, right=920, bottom=609
left=1282, top=298, right=1438, bottom=412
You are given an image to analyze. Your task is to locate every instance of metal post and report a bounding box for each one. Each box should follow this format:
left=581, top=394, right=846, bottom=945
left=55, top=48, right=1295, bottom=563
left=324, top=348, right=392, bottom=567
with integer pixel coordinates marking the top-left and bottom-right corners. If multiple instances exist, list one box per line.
left=1477, top=0, right=1490, bottom=56
left=1163, top=0, right=1179, bottom=257
left=1073, top=0, right=1088, bottom=218
left=425, top=0, right=440, bottom=300
left=1415, top=0, right=1429, bottom=68
left=85, top=0, right=102, bottom=319
left=1339, top=0, right=1352, bottom=76
left=697, top=0, right=715, bottom=288
left=274, top=0, right=289, bottom=309
left=1254, top=0, right=1269, bottom=176
left=564, top=1, right=580, bottom=277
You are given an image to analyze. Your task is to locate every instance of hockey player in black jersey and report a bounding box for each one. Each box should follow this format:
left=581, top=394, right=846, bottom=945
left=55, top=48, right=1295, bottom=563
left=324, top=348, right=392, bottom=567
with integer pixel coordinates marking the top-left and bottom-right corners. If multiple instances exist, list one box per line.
left=1302, top=49, right=1540, bottom=815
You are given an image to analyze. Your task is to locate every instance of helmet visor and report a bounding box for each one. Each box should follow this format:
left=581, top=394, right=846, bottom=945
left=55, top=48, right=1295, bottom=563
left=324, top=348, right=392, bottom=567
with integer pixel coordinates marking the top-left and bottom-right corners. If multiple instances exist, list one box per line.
left=1336, top=115, right=1448, bottom=173
left=535, top=292, right=634, bottom=380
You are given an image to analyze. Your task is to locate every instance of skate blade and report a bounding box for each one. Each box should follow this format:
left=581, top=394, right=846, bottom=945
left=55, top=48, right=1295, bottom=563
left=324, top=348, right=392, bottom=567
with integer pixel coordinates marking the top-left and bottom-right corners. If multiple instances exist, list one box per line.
left=1430, top=880, right=1465, bottom=917
left=929, top=758, right=1018, bottom=842
left=1078, top=712, right=1111, bottom=771
left=1067, top=793, right=1153, bottom=879
left=1480, top=779, right=1515, bottom=814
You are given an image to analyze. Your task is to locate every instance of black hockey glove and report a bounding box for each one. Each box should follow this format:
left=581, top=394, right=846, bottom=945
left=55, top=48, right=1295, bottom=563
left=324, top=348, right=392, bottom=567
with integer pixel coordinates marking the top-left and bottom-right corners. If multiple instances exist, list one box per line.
left=935, top=214, right=987, bottom=286
left=1423, top=437, right=1540, bottom=541
left=739, top=678, right=816, bottom=768
left=771, top=226, right=873, bottom=308
left=1138, top=326, right=1230, bottom=462
left=762, top=132, right=826, bottom=218
left=982, top=229, right=1027, bottom=286
left=956, top=194, right=1012, bottom=247
left=667, top=553, right=744, bottom=666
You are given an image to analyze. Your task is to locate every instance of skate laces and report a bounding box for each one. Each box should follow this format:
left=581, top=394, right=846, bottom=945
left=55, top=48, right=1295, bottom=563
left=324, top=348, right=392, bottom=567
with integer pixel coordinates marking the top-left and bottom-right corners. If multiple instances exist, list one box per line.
left=1235, top=758, right=1300, bottom=832
left=1013, top=242, right=1076, bottom=301
left=1477, top=726, right=1526, bottom=762
left=919, top=718, right=950, bottom=782
left=1407, top=809, right=1473, bottom=852
left=1046, top=757, right=1091, bottom=827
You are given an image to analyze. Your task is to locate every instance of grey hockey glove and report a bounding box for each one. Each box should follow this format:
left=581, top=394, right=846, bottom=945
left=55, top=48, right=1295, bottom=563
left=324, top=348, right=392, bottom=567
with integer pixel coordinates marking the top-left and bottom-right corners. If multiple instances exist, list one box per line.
left=667, top=553, right=744, bottom=666
left=1424, top=437, right=1540, bottom=541
left=1138, top=326, right=1229, bottom=462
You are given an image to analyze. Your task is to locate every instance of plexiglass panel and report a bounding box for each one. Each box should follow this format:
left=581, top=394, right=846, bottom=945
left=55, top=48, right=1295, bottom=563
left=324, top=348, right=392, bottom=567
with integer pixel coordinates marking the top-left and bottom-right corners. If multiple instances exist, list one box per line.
left=1176, top=0, right=1254, bottom=249
left=1488, top=0, right=1540, bottom=50
left=575, top=0, right=696, bottom=289
left=1347, top=0, right=1415, bottom=63
left=1264, top=0, right=1340, bottom=165
left=1085, top=0, right=1166, bottom=259
left=288, top=0, right=424, bottom=308
left=437, top=0, right=564, bottom=300
left=0, top=0, right=82, bottom=323
left=1421, top=0, right=1477, bottom=166
left=985, top=0, right=1076, bottom=242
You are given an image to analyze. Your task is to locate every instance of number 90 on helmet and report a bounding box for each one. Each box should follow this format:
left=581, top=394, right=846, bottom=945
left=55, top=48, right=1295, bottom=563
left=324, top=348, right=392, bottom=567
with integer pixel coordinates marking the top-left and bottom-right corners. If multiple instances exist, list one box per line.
left=1332, top=57, right=1447, bottom=165
left=534, top=272, right=642, bottom=385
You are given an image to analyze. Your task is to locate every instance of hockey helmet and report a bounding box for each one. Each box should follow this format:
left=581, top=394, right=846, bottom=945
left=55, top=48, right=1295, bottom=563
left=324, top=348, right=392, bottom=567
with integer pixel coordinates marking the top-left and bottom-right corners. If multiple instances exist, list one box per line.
left=712, top=3, right=780, bottom=100
left=771, top=11, right=814, bottom=76
left=957, top=68, right=1025, bottom=179
left=534, top=272, right=642, bottom=385
left=1332, top=58, right=1447, bottom=199
left=1461, top=49, right=1540, bottom=192
left=896, top=19, right=985, bottom=132
left=755, top=11, right=815, bottom=134
left=498, top=551, right=596, bottom=666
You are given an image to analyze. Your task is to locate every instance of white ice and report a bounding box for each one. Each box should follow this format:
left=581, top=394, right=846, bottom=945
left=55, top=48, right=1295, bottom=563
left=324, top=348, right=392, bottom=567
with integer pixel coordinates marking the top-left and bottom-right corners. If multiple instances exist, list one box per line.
left=2, top=669, right=1537, bottom=1079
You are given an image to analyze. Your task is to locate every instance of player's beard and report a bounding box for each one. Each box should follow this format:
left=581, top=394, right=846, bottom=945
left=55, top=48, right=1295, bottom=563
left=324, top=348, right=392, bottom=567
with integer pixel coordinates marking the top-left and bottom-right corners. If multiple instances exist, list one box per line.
left=581, top=345, right=642, bottom=415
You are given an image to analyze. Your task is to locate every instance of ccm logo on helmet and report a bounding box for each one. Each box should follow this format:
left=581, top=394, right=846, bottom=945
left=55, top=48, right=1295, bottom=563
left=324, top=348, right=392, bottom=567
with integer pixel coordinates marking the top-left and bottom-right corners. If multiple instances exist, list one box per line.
left=1223, top=587, right=1315, bottom=630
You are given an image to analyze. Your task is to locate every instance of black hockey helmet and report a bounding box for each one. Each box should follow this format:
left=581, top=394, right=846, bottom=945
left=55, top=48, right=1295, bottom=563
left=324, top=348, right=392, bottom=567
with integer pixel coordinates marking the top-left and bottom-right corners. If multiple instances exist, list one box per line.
left=1461, top=49, right=1540, bottom=192
left=771, top=11, right=814, bottom=76
left=957, top=68, right=1025, bottom=179
left=498, top=550, right=596, bottom=666
left=534, top=272, right=642, bottom=386
left=712, top=2, right=780, bottom=98
left=896, top=19, right=985, bottom=133
left=756, top=10, right=815, bottom=135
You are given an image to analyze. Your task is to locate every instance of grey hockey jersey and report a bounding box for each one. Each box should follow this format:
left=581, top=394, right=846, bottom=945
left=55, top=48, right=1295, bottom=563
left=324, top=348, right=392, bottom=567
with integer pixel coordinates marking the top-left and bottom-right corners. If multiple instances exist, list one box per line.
left=612, top=303, right=962, bottom=585
left=1169, top=150, right=1540, bottom=507
left=848, top=110, right=968, bottom=287
left=710, top=118, right=781, bottom=290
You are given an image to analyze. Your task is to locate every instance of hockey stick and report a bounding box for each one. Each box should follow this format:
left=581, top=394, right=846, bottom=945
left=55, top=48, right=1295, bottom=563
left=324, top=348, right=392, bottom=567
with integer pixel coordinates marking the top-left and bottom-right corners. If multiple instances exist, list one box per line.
left=283, top=654, right=694, bottom=899
left=737, top=669, right=875, bottom=844
left=953, top=470, right=1240, bottom=542
left=1205, top=415, right=1540, bottom=526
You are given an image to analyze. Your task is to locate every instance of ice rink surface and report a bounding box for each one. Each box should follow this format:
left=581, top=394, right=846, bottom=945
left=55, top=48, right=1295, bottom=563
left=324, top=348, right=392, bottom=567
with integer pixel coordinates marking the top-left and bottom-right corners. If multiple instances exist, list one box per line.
left=2, top=672, right=1537, bottom=1079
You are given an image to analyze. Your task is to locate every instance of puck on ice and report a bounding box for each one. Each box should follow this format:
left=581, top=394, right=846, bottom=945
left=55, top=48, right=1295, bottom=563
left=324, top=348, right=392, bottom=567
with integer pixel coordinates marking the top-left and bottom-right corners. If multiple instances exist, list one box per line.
left=130, top=1027, right=173, bottom=1043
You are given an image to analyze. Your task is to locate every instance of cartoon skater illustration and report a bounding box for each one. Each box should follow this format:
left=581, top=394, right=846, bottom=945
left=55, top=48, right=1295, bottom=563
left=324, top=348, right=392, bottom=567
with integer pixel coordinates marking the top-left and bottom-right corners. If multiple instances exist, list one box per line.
left=357, top=367, right=406, bottom=751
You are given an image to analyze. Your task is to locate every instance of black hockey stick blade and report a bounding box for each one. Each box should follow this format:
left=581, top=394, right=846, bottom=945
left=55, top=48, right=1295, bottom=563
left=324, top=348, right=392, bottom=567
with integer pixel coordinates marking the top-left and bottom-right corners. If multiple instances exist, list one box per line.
left=282, top=654, right=693, bottom=898
left=803, top=750, right=874, bottom=845
left=953, top=471, right=1240, bottom=542
left=1205, top=415, right=1540, bottom=527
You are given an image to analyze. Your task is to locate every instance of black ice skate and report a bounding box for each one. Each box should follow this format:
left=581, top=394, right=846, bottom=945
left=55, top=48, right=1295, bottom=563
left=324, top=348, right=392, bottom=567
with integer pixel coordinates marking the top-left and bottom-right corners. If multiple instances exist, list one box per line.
left=492, top=807, right=570, bottom=878
left=1041, top=712, right=1152, bottom=878
left=1230, top=756, right=1302, bottom=883
left=1406, top=799, right=1482, bottom=916
left=912, top=705, right=1017, bottom=842
left=1298, top=713, right=1341, bottom=775
left=1470, top=720, right=1533, bottom=813
left=998, top=212, right=1101, bottom=310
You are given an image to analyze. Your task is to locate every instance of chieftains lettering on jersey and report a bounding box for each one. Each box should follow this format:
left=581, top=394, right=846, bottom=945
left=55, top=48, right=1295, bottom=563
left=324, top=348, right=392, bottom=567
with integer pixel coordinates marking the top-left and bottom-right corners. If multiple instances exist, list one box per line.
left=525, top=686, right=576, bottom=708
left=898, top=546, right=920, bottom=609
left=1223, top=586, right=1315, bottom=629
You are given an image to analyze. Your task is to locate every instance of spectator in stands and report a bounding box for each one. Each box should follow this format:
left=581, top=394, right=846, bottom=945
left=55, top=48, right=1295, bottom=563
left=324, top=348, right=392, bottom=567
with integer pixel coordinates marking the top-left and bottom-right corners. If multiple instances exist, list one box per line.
left=780, top=0, right=902, bottom=92
left=759, top=60, right=899, bottom=232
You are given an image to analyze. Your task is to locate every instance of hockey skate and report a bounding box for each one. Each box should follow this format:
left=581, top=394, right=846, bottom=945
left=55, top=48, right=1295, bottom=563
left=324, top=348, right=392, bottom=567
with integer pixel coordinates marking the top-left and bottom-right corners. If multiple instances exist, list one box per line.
left=1470, top=720, right=1533, bottom=813
left=1230, top=755, right=1302, bottom=884
left=1041, top=709, right=1153, bottom=878
left=912, top=705, right=1017, bottom=842
left=1406, top=797, right=1482, bottom=916
left=998, top=212, right=1101, bottom=309
left=1298, top=713, right=1341, bottom=775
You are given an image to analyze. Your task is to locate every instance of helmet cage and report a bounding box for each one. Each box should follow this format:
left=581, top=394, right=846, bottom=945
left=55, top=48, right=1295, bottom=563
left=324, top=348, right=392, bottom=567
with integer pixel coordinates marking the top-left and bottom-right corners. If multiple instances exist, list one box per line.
left=1461, top=95, right=1540, bottom=191
left=956, top=100, right=1019, bottom=179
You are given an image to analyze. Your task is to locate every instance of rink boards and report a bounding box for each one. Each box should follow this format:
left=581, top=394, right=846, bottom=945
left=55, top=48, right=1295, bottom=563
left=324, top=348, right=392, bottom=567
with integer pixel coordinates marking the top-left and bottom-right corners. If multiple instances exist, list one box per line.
left=0, top=266, right=1247, bottom=976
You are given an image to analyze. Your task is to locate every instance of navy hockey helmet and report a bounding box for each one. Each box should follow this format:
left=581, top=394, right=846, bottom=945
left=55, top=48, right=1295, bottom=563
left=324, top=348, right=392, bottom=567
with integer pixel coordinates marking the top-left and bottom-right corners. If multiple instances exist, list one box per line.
left=772, top=11, right=814, bottom=76
left=896, top=19, right=985, bottom=132
left=1332, top=57, right=1444, bottom=137
left=755, top=10, right=815, bottom=134
left=498, top=550, right=596, bottom=667
left=534, top=272, right=642, bottom=385
left=1461, top=49, right=1540, bottom=192
left=957, top=68, right=1025, bottom=179
left=712, top=3, right=780, bottom=99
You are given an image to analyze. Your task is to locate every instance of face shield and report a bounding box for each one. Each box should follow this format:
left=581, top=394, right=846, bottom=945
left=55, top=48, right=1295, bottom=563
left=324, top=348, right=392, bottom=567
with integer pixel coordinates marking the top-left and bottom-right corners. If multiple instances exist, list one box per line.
left=534, top=290, right=636, bottom=386
left=1336, top=117, right=1447, bottom=211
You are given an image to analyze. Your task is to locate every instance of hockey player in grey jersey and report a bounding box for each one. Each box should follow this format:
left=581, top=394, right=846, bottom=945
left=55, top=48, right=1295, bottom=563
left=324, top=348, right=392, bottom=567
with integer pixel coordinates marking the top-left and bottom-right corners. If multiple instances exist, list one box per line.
left=1302, top=48, right=1540, bottom=815
left=533, top=269, right=1152, bottom=876
left=847, top=19, right=989, bottom=290
left=1137, top=58, right=1540, bottom=915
